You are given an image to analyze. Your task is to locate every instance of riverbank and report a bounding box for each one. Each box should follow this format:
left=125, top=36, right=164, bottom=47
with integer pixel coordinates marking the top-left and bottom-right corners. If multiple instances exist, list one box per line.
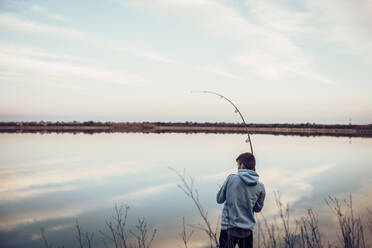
left=1, top=121, right=372, bottom=137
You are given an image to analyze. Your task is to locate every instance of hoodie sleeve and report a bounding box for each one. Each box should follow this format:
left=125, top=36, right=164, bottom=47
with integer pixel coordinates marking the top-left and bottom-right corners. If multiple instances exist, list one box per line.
left=216, top=175, right=231, bottom=204
left=253, top=183, right=266, bottom=213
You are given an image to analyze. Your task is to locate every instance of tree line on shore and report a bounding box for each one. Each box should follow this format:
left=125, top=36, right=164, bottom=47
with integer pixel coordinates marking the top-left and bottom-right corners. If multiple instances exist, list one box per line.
left=1, top=121, right=371, bottom=130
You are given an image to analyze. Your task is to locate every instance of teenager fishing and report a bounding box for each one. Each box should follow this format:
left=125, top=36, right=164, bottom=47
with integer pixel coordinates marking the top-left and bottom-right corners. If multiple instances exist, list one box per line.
left=217, top=152, right=265, bottom=248
left=192, top=90, right=264, bottom=247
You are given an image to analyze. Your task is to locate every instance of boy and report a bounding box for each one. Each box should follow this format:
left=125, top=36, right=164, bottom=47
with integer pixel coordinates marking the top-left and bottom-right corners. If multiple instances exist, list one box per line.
left=217, top=152, right=265, bottom=248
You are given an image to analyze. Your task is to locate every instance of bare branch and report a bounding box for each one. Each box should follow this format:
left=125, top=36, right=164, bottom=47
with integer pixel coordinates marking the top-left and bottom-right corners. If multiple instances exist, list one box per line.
left=40, top=227, right=53, bottom=248
left=169, top=167, right=219, bottom=247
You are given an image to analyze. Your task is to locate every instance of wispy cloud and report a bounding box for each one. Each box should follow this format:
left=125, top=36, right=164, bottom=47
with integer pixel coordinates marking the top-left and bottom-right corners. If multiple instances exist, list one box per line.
left=0, top=12, right=181, bottom=92
left=0, top=42, right=80, bottom=62
left=304, top=0, right=372, bottom=56
left=1, top=185, right=78, bottom=203
left=199, top=169, right=234, bottom=182
left=115, top=46, right=178, bottom=64
left=111, top=182, right=176, bottom=203
left=116, top=0, right=334, bottom=84
left=30, top=223, right=73, bottom=241
left=0, top=7, right=333, bottom=85
left=0, top=13, right=87, bottom=40
left=261, top=163, right=335, bottom=204
left=236, top=51, right=334, bottom=84
left=0, top=44, right=145, bottom=89
left=0, top=200, right=96, bottom=231
left=0, top=13, right=178, bottom=65
left=243, top=0, right=372, bottom=56
left=0, top=158, right=143, bottom=202
left=31, top=5, right=71, bottom=22
left=0, top=155, right=96, bottom=175
left=201, top=66, right=248, bottom=81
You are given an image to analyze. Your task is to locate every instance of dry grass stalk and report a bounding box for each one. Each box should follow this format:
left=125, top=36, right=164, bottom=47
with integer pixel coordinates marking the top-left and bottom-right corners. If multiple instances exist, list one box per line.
left=255, top=221, right=262, bottom=247
left=129, top=217, right=157, bottom=248
left=180, top=217, right=194, bottom=248
left=274, top=191, right=297, bottom=248
left=260, top=214, right=280, bottom=248
left=367, top=209, right=372, bottom=238
left=40, top=203, right=157, bottom=248
left=40, top=227, right=65, bottom=248
left=99, top=204, right=130, bottom=248
left=298, top=209, right=323, bottom=248
left=325, top=194, right=366, bottom=248
left=170, top=167, right=219, bottom=247
left=40, top=227, right=52, bottom=248
left=75, top=220, right=94, bottom=248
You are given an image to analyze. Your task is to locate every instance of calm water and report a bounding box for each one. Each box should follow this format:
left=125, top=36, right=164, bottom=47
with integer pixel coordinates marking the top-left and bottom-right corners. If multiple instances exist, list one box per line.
left=1, top=133, right=372, bottom=247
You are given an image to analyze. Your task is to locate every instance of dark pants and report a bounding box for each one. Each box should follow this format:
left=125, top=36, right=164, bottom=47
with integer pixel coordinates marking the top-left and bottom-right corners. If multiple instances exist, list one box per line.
left=219, top=229, right=253, bottom=248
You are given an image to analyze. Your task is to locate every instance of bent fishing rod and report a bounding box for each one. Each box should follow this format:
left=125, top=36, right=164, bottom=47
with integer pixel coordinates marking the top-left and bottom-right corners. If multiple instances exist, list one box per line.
left=191, top=90, right=254, bottom=155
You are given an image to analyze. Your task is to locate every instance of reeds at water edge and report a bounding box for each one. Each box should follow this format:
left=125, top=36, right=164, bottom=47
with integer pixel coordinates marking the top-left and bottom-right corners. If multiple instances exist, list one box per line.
left=40, top=170, right=372, bottom=248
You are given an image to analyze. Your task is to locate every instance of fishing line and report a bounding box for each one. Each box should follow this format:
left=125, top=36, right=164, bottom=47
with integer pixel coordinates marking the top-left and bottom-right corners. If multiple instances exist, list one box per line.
left=191, top=90, right=254, bottom=154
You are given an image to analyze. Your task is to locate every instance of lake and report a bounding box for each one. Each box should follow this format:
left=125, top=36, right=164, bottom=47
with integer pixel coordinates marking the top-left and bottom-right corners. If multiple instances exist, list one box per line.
left=1, top=133, right=371, bottom=247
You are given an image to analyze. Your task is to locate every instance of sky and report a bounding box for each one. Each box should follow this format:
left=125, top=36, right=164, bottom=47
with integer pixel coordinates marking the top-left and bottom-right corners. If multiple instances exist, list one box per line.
left=0, top=0, right=371, bottom=124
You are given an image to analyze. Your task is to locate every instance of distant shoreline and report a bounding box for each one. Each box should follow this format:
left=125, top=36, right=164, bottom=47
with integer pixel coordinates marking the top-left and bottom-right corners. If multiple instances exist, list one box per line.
left=1, top=121, right=372, bottom=137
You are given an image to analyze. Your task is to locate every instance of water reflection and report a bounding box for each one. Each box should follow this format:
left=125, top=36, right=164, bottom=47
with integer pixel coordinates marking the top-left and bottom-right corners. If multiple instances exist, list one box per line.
left=0, top=133, right=371, bottom=247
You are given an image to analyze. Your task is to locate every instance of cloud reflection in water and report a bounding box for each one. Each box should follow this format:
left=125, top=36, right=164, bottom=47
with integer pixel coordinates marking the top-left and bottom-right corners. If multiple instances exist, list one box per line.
left=0, top=133, right=371, bottom=247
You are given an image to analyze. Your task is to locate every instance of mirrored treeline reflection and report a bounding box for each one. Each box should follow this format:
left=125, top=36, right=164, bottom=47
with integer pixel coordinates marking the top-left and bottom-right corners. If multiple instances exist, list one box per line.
left=0, top=133, right=371, bottom=247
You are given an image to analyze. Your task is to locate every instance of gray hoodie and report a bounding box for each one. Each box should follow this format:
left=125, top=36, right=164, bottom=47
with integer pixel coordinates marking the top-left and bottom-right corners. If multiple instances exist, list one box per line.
left=216, top=169, right=265, bottom=231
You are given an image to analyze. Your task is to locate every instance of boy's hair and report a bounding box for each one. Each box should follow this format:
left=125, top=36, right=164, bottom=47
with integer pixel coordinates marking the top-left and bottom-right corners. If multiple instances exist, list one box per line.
left=236, top=152, right=256, bottom=171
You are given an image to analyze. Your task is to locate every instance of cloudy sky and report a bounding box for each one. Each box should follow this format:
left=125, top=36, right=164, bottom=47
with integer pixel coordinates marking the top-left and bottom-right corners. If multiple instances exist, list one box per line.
left=0, top=0, right=371, bottom=123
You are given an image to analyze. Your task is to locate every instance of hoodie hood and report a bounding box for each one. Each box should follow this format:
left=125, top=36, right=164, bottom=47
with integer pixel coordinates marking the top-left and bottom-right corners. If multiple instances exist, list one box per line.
left=238, top=169, right=259, bottom=186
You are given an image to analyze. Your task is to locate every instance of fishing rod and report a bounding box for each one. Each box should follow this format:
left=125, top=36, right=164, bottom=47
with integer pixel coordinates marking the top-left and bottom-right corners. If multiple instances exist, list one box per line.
left=191, top=90, right=254, bottom=155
